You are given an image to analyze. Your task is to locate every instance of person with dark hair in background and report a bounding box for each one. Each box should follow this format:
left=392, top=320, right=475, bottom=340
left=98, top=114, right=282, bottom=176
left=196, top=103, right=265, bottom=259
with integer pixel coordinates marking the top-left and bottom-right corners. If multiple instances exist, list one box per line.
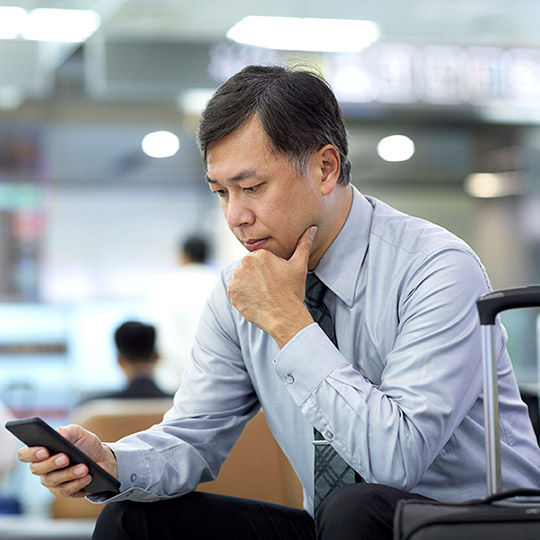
left=148, top=234, right=219, bottom=393
left=81, top=321, right=172, bottom=403
left=18, top=65, right=540, bottom=540
left=181, top=235, right=209, bottom=265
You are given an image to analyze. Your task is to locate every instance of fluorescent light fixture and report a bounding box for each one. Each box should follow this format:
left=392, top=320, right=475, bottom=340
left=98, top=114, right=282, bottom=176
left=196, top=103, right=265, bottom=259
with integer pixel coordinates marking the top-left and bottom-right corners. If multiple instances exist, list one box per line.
left=227, top=16, right=379, bottom=52
left=141, top=131, right=180, bottom=159
left=22, top=8, right=100, bottom=43
left=0, top=6, right=26, bottom=39
left=464, top=172, right=528, bottom=198
left=377, top=135, right=415, bottom=162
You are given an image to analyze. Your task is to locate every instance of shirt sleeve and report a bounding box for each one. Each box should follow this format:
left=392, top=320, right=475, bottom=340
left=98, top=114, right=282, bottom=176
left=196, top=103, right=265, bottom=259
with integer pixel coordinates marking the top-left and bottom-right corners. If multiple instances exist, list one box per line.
left=274, top=247, right=496, bottom=492
left=90, top=271, right=259, bottom=504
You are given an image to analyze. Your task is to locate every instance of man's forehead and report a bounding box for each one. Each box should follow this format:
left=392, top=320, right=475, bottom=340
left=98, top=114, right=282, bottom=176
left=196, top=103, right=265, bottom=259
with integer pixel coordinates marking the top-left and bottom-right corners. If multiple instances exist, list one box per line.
left=205, top=133, right=280, bottom=184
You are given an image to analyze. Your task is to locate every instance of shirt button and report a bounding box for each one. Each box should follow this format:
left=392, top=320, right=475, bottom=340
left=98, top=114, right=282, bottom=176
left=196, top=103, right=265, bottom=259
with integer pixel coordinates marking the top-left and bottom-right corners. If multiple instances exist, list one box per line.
left=324, top=430, right=334, bottom=441
left=286, top=374, right=295, bottom=384
left=130, top=473, right=137, bottom=482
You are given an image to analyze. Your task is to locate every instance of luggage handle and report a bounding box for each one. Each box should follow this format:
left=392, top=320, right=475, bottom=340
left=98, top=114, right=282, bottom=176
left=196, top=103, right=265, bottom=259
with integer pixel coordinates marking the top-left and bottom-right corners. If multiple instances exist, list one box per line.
left=477, top=286, right=540, bottom=326
left=476, top=285, right=540, bottom=496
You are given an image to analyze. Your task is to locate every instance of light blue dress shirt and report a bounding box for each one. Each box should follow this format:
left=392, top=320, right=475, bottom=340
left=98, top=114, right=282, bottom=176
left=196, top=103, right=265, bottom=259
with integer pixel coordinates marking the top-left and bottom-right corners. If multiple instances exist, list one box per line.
left=101, top=187, right=540, bottom=515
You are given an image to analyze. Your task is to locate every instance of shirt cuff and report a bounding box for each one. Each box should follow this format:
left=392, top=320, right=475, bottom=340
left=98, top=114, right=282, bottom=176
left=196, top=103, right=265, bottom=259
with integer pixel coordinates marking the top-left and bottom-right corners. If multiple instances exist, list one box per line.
left=274, top=322, right=348, bottom=406
left=87, top=441, right=158, bottom=503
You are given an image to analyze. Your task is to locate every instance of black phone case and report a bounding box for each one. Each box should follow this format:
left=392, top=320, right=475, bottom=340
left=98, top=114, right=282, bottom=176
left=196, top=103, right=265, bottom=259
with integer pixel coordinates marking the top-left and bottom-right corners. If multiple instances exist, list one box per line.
left=5, top=416, right=120, bottom=494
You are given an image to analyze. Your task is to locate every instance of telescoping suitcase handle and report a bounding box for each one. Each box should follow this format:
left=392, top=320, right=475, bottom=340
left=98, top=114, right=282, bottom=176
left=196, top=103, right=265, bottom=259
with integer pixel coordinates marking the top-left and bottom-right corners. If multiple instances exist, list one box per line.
left=477, top=286, right=540, bottom=325
left=476, top=286, right=540, bottom=497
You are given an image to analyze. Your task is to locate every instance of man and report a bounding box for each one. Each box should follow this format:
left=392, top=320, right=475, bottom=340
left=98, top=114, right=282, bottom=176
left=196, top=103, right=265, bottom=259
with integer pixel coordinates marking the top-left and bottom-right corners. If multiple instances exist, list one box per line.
left=18, top=65, right=540, bottom=539
left=80, top=321, right=172, bottom=402
left=147, top=235, right=219, bottom=393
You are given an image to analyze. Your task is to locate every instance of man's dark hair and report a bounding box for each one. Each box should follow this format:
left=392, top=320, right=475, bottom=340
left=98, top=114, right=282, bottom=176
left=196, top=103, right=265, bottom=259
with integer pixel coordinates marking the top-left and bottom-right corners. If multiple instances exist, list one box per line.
left=182, top=235, right=209, bottom=264
left=114, top=321, right=156, bottom=363
left=197, top=64, right=351, bottom=185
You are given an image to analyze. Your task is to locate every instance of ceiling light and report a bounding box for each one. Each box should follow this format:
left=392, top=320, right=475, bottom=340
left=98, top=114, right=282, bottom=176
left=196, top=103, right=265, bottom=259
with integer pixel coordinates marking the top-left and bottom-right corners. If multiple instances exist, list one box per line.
left=178, top=88, right=216, bottom=116
left=22, top=9, right=100, bottom=43
left=377, top=135, right=415, bottom=162
left=141, top=131, right=180, bottom=159
left=0, top=86, right=24, bottom=110
left=464, top=172, right=528, bottom=198
left=0, top=6, right=26, bottom=39
left=227, top=16, right=379, bottom=53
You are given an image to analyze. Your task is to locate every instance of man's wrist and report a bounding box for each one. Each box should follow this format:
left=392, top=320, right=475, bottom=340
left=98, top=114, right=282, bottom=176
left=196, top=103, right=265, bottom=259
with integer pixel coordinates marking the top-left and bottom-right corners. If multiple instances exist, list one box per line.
left=269, top=310, right=314, bottom=349
left=102, top=443, right=119, bottom=480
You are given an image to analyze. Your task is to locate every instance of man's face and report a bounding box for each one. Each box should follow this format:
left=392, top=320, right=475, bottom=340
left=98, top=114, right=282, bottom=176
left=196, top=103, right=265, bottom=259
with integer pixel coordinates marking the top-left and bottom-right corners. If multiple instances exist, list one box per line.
left=206, top=116, right=325, bottom=262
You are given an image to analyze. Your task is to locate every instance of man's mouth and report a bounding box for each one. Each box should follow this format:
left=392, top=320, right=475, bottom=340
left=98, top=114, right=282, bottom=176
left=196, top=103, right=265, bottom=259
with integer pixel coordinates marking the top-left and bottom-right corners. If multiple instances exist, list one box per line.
left=243, top=238, right=269, bottom=251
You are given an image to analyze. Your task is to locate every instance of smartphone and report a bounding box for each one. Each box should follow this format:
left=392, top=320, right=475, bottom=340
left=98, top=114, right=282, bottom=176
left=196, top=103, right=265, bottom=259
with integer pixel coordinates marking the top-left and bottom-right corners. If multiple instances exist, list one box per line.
left=5, top=416, right=120, bottom=494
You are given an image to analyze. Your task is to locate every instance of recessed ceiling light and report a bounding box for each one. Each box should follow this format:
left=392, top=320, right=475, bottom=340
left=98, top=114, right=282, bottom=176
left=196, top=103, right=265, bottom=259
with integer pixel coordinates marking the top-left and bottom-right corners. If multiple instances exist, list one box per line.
left=141, top=131, right=180, bottom=159
left=0, top=86, right=24, bottom=110
left=177, top=88, right=216, bottom=116
left=227, top=16, right=379, bottom=53
left=464, top=172, right=528, bottom=198
left=377, top=135, right=415, bottom=162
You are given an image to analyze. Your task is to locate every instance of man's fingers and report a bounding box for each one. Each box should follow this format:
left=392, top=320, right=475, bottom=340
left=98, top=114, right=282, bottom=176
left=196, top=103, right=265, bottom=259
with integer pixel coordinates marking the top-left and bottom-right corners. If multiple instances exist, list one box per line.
left=29, top=452, right=70, bottom=476
left=41, top=468, right=92, bottom=498
left=289, top=226, right=318, bottom=269
left=18, top=445, right=49, bottom=464
left=57, top=424, right=86, bottom=445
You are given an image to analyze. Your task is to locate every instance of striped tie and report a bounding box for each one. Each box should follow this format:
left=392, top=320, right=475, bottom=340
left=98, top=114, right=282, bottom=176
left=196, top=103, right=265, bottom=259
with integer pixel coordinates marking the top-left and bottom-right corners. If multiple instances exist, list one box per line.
left=304, top=272, right=358, bottom=512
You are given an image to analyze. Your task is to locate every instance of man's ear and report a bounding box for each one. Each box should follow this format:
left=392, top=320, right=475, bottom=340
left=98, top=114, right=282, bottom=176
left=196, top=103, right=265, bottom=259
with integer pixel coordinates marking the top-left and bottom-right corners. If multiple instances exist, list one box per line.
left=317, top=145, right=341, bottom=195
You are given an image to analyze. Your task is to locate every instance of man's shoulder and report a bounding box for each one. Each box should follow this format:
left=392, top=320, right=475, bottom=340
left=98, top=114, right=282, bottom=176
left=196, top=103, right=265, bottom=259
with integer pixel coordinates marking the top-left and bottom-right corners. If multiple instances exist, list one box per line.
left=366, top=196, right=473, bottom=259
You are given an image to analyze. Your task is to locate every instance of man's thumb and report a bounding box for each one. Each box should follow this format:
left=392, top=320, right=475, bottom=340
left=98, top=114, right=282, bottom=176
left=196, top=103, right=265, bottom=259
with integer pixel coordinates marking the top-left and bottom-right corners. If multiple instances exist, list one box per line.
left=290, top=226, right=318, bottom=267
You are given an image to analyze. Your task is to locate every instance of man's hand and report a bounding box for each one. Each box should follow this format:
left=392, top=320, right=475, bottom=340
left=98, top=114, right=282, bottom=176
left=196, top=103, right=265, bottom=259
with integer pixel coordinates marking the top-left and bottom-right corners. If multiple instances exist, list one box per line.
left=18, top=424, right=118, bottom=498
left=228, top=226, right=318, bottom=348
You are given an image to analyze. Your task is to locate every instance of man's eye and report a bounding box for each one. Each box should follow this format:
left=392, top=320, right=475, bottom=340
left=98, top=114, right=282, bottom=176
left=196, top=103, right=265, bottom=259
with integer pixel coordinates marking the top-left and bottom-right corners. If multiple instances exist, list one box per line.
left=243, top=184, right=260, bottom=193
left=212, top=189, right=227, bottom=197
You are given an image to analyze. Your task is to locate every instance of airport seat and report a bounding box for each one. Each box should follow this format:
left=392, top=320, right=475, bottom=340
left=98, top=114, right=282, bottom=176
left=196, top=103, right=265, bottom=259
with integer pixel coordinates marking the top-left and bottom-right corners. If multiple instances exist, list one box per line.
left=52, top=398, right=173, bottom=519
left=196, top=409, right=303, bottom=508
left=52, top=399, right=303, bottom=518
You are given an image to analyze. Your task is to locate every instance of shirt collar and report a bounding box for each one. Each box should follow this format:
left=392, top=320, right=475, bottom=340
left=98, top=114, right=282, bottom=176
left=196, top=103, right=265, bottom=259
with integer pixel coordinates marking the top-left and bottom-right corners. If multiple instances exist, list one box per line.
left=314, top=186, right=373, bottom=307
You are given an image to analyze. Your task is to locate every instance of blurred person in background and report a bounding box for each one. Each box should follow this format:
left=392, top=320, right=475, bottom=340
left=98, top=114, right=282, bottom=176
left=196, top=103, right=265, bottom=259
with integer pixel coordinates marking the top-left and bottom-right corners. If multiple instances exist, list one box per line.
left=147, top=234, right=219, bottom=393
left=80, top=321, right=172, bottom=403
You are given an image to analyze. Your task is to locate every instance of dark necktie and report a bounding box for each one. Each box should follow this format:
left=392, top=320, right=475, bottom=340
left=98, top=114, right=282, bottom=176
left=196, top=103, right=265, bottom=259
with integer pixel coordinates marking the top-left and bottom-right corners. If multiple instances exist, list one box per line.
left=304, top=272, right=357, bottom=512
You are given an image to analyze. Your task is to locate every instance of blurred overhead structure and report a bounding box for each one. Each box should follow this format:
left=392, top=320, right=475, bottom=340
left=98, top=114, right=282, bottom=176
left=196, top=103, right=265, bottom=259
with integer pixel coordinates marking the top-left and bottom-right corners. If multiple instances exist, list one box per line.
left=1, top=0, right=540, bottom=117
left=1, top=0, right=540, bottom=200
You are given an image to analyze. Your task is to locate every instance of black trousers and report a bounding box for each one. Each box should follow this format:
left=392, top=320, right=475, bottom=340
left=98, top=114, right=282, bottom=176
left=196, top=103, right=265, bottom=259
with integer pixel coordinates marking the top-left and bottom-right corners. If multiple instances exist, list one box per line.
left=92, top=483, right=433, bottom=540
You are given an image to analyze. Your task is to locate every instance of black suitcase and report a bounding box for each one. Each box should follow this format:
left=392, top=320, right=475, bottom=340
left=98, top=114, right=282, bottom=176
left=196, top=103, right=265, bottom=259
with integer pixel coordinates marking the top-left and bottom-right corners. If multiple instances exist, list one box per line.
left=393, top=286, right=540, bottom=539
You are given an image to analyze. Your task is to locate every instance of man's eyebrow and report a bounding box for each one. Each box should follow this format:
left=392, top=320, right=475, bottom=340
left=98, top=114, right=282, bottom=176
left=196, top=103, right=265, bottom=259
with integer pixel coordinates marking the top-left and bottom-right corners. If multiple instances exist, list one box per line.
left=206, top=169, right=257, bottom=184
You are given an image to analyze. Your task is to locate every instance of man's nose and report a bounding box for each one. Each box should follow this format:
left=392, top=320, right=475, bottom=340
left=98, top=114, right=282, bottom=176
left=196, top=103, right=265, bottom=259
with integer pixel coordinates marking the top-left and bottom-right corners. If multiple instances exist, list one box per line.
left=225, top=194, right=254, bottom=228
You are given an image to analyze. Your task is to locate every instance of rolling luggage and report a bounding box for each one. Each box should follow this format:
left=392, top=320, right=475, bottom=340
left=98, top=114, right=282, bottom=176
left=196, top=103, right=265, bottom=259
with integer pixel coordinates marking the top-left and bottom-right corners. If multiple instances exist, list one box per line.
left=393, top=286, right=540, bottom=540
